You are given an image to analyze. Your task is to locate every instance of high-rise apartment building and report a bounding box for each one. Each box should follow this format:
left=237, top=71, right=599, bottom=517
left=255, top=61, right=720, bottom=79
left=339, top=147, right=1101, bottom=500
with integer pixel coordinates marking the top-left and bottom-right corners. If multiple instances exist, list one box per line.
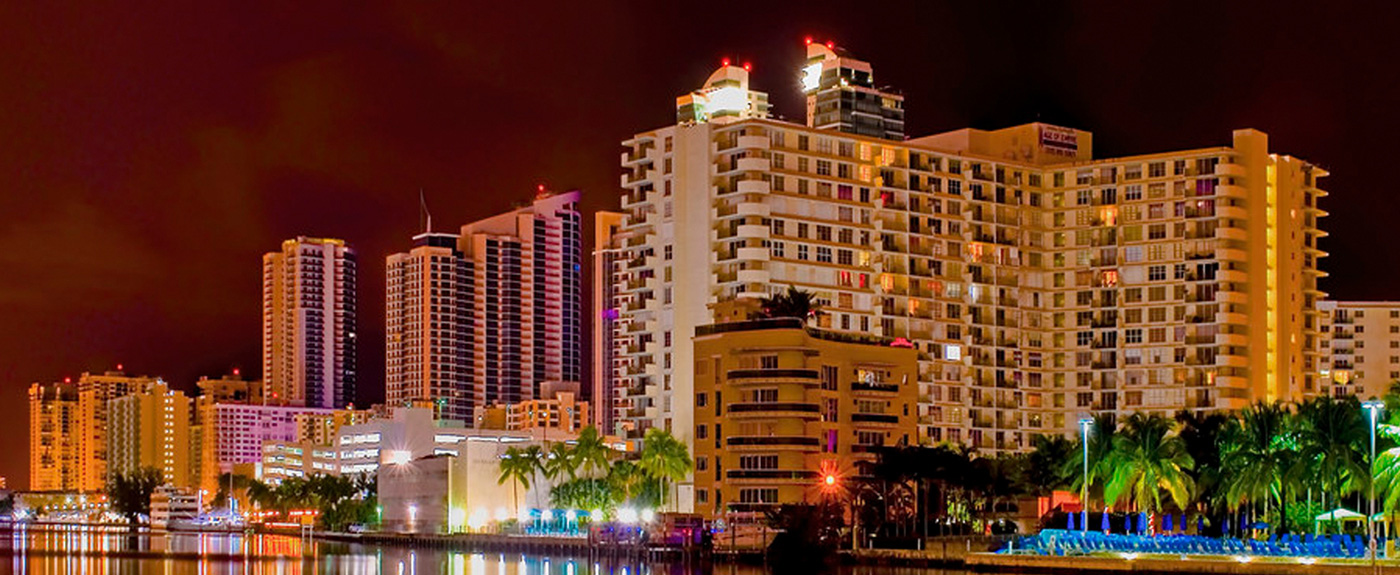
left=592, top=211, right=626, bottom=433
left=262, top=237, right=358, bottom=409
left=386, top=232, right=474, bottom=422
left=605, top=51, right=1328, bottom=476
left=1317, top=301, right=1400, bottom=400
left=76, top=370, right=159, bottom=491
left=29, top=382, right=77, bottom=492
left=108, top=382, right=193, bottom=489
left=28, top=370, right=157, bottom=492
left=459, top=191, right=583, bottom=409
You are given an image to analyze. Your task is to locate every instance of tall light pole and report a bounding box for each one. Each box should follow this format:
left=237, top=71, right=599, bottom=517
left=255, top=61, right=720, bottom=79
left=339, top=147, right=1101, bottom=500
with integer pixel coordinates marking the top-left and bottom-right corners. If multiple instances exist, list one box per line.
left=1080, top=417, right=1093, bottom=533
left=1364, top=399, right=1383, bottom=565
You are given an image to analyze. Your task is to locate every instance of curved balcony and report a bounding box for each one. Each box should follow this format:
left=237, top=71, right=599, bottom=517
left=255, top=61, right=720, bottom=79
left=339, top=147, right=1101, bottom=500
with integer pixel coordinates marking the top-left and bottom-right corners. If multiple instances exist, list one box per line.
left=1218, top=248, right=1248, bottom=262
left=725, top=469, right=819, bottom=481
left=1216, top=269, right=1248, bottom=283
left=725, top=368, right=820, bottom=387
left=737, top=135, right=770, bottom=150
left=851, top=413, right=900, bottom=425
left=1215, top=163, right=1247, bottom=178
left=737, top=158, right=771, bottom=172
left=1218, top=333, right=1249, bottom=346
left=1216, top=227, right=1248, bottom=242
left=726, top=436, right=821, bottom=451
left=727, top=402, right=821, bottom=420
left=737, top=224, right=769, bottom=239
left=1217, top=354, right=1249, bottom=368
left=736, top=201, right=770, bottom=217
left=1217, top=312, right=1249, bottom=325
left=1217, top=184, right=1247, bottom=199
left=1217, top=205, right=1248, bottom=220
left=736, top=180, right=770, bottom=195
left=736, top=269, right=770, bottom=284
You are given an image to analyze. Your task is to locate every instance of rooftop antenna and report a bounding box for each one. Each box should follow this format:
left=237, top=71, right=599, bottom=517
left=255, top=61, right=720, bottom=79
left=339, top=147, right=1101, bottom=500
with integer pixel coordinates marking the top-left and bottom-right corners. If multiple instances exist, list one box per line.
left=419, top=188, right=432, bottom=233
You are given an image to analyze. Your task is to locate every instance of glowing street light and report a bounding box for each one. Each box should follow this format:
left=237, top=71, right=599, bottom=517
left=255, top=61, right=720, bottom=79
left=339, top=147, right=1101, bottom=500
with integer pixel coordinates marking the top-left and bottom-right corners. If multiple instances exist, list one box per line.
left=1079, top=417, right=1093, bottom=533
left=1364, top=399, right=1383, bottom=565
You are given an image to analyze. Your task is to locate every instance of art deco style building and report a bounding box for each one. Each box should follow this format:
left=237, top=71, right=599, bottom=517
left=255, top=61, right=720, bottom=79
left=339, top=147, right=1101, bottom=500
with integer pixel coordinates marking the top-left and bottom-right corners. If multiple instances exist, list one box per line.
left=262, top=237, right=358, bottom=409
left=108, top=382, right=193, bottom=489
left=692, top=309, right=918, bottom=518
left=29, top=381, right=78, bottom=492
left=605, top=46, right=1329, bottom=480
left=1317, top=301, right=1400, bottom=400
left=386, top=232, right=474, bottom=423
left=592, top=211, right=626, bottom=433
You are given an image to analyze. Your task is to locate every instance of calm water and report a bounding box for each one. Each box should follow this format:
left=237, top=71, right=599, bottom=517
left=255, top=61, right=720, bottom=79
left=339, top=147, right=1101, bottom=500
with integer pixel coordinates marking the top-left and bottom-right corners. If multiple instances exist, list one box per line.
left=0, top=527, right=975, bottom=575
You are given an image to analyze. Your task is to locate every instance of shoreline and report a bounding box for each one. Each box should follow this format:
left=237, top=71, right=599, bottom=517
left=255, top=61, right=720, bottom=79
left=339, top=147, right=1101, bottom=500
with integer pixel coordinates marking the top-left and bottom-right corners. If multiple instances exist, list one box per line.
left=966, top=552, right=1400, bottom=574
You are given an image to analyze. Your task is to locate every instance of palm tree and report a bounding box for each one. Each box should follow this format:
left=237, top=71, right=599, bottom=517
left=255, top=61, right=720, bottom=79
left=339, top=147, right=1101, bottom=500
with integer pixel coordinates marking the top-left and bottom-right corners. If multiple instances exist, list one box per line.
left=572, top=426, right=613, bottom=478
left=1104, top=413, right=1195, bottom=518
left=1221, top=402, right=1301, bottom=533
left=106, top=467, right=164, bottom=527
left=1025, top=434, right=1076, bottom=496
left=637, top=428, right=693, bottom=511
left=1295, top=395, right=1368, bottom=513
left=758, top=285, right=822, bottom=322
left=1176, top=410, right=1236, bottom=517
left=498, top=446, right=536, bottom=513
left=544, top=441, right=577, bottom=483
left=1066, top=413, right=1118, bottom=514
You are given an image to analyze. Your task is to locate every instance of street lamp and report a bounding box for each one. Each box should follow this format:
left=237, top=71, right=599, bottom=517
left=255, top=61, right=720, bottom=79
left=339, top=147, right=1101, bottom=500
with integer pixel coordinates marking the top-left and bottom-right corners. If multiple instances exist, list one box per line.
left=1080, top=417, right=1093, bottom=533
left=1363, top=399, right=1383, bottom=564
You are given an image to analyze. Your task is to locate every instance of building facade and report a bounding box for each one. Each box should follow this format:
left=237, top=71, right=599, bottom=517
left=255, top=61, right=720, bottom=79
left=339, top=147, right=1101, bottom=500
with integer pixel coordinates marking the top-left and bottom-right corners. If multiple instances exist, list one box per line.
left=263, top=237, right=357, bottom=409
left=108, top=382, right=193, bottom=489
left=198, top=403, right=335, bottom=488
left=460, top=191, right=583, bottom=409
left=1318, top=301, right=1400, bottom=400
left=592, top=211, right=625, bottom=434
left=691, top=314, right=918, bottom=518
left=605, top=51, right=1329, bottom=479
left=28, top=382, right=78, bottom=492
left=386, top=232, right=474, bottom=423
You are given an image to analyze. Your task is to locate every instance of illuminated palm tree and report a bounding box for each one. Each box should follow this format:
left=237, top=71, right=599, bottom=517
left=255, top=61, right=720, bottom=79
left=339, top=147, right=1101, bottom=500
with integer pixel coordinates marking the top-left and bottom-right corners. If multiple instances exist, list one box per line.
left=1296, top=395, right=1368, bottom=513
left=1175, top=410, right=1236, bottom=516
left=543, top=441, right=577, bottom=482
left=637, top=427, right=693, bottom=511
left=1221, top=401, right=1301, bottom=533
left=572, top=426, right=613, bottom=478
left=498, top=446, right=537, bottom=513
left=1065, top=413, right=1118, bottom=511
left=1104, top=413, right=1195, bottom=517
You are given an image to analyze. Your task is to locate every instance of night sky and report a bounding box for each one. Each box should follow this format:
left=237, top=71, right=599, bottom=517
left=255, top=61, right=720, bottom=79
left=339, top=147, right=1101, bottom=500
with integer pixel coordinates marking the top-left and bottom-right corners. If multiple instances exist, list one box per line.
left=4, top=2, right=1399, bottom=488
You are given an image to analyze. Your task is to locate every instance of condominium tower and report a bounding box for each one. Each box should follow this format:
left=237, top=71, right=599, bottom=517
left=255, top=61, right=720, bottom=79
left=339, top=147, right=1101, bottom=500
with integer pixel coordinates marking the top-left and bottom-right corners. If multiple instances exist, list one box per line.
left=28, top=381, right=77, bottom=491
left=386, top=191, right=583, bottom=419
left=603, top=46, right=1328, bottom=473
left=262, top=237, right=358, bottom=409
left=386, top=232, right=473, bottom=422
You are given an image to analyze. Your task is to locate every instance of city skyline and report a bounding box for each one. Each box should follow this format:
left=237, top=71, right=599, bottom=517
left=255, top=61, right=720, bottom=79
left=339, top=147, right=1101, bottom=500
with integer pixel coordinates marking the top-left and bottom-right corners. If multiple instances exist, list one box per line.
left=7, top=2, right=1400, bottom=490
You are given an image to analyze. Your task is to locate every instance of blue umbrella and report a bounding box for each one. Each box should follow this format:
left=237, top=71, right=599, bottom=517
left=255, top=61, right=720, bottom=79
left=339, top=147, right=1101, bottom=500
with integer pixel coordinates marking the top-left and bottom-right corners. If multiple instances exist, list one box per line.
left=1223, top=516, right=1231, bottom=536
left=1126, top=513, right=1133, bottom=534
left=1067, top=510, right=1076, bottom=530
left=1165, top=513, right=1174, bottom=533
left=1198, top=515, right=1206, bottom=534
left=1101, top=511, right=1110, bottom=532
